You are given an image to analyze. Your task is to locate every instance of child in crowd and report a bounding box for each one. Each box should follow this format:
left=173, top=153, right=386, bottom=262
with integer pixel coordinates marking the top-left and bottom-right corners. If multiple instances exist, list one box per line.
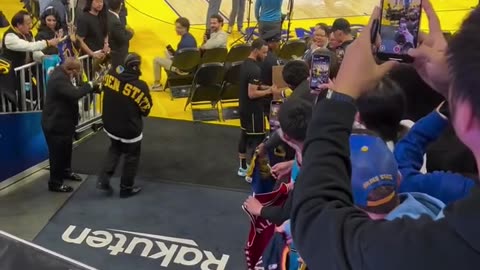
left=348, top=132, right=445, bottom=220
left=278, top=131, right=446, bottom=270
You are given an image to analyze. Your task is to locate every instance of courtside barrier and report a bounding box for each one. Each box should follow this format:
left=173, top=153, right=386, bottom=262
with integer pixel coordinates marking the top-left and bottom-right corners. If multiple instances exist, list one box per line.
left=0, top=51, right=103, bottom=131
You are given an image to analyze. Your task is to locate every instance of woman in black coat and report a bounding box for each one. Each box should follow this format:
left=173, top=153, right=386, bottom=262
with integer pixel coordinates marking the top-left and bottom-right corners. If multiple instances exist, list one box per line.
left=35, top=7, right=62, bottom=55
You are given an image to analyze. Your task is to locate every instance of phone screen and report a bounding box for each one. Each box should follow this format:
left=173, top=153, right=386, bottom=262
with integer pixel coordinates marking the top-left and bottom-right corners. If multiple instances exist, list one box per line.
left=378, top=0, right=422, bottom=61
left=269, top=100, right=283, bottom=131
left=310, top=54, right=330, bottom=89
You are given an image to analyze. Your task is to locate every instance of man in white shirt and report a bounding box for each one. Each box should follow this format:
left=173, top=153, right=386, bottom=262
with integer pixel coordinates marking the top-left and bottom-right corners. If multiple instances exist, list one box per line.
left=2, top=10, right=59, bottom=109
left=201, top=14, right=228, bottom=50
left=2, top=11, right=59, bottom=66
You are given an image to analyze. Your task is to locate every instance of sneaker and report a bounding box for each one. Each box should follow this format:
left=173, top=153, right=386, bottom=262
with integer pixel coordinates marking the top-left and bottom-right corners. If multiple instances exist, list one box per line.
left=120, top=186, right=142, bottom=198
left=237, top=166, right=248, bottom=177
left=227, top=26, right=233, bottom=34
left=151, top=83, right=163, bottom=91
left=48, top=184, right=74, bottom=193
left=238, top=28, right=245, bottom=35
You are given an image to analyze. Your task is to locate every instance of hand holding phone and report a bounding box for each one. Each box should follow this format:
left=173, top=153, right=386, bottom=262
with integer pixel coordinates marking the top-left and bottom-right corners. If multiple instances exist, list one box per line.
left=269, top=100, right=283, bottom=131
left=376, top=0, right=422, bottom=62
left=309, top=53, right=330, bottom=90
left=166, top=44, right=175, bottom=55
left=405, top=0, right=450, bottom=97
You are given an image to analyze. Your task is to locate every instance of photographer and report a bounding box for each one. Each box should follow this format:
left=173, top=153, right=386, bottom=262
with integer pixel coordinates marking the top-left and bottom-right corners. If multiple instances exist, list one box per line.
left=97, top=53, right=152, bottom=198
left=41, top=57, right=101, bottom=193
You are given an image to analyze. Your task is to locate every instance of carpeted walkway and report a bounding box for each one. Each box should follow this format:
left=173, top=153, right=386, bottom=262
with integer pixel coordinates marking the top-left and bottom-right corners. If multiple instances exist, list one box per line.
left=72, top=118, right=249, bottom=191
left=34, top=176, right=249, bottom=270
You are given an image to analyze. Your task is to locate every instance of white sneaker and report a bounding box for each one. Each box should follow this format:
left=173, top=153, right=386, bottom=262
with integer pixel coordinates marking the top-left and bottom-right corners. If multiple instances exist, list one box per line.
left=151, top=83, right=163, bottom=91
left=237, top=167, right=248, bottom=177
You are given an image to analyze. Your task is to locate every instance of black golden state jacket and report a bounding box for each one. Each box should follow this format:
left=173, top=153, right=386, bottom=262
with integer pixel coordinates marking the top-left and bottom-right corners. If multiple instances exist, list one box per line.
left=102, top=66, right=152, bottom=140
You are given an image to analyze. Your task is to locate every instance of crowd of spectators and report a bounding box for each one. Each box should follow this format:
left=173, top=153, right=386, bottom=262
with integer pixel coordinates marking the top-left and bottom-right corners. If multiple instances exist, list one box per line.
left=2, top=0, right=480, bottom=268
left=239, top=1, right=480, bottom=269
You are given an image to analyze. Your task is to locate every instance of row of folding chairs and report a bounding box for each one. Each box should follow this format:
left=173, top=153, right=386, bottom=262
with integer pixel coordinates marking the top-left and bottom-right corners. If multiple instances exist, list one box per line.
left=165, top=40, right=308, bottom=100
left=183, top=61, right=242, bottom=122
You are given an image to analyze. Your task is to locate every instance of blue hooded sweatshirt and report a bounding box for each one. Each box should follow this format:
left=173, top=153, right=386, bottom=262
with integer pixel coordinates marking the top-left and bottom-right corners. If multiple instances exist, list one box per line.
left=386, top=192, right=445, bottom=220
left=394, top=111, right=475, bottom=205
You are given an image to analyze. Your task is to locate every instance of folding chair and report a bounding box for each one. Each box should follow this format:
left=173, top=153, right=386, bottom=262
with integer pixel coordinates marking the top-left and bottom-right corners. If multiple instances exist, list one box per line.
left=219, top=61, right=242, bottom=120
left=165, top=48, right=201, bottom=99
left=278, top=39, right=307, bottom=61
left=226, top=44, right=251, bottom=63
left=201, top=47, right=228, bottom=64
left=184, top=63, right=225, bottom=121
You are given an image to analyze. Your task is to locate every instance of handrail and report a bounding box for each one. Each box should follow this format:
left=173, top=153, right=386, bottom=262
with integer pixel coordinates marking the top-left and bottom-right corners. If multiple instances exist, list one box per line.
left=2, top=50, right=104, bottom=130
left=14, top=61, right=38, bottom=72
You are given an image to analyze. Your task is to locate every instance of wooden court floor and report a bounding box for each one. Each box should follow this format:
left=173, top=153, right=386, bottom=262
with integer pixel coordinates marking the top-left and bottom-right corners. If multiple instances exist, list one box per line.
left=163, top=0, right=476, bottom=25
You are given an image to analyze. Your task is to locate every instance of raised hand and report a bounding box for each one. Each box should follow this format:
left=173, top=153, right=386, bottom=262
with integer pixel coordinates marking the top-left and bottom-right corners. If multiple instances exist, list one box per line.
left=407, top=0, right=449, bottom=97
left=333, top=6, right=397, bottom=99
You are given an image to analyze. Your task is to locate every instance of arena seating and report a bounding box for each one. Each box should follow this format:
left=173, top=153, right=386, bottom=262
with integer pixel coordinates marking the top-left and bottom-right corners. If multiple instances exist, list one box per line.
left=185, top=62, right=226, bottom=121
left=201, top=47, right=228, bottom=64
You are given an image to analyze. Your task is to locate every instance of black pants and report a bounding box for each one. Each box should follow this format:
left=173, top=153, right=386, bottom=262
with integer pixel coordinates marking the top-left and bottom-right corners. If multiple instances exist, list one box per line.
left=258, top=21, right=282, bottom=39
left=44, top=132, right=73, bottom=187
left=238, top=130, right=265, bottom=155
left=98, top=138, right=141, bottom=189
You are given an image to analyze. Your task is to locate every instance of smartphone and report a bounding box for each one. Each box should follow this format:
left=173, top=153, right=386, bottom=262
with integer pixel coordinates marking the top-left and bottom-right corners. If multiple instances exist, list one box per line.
left=377, top=0, right=422, bottom=63
left=309, top=54, right=330, bottom=90
left=166, top=44, right=176, bottom=55
left=205, top=29, right=211, bottom=40
left=269, top=100, right=283, bottom=131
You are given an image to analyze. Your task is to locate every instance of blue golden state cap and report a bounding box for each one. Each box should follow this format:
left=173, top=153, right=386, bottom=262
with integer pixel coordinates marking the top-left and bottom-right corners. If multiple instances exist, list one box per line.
left=350, top=134, right=399, bottom=208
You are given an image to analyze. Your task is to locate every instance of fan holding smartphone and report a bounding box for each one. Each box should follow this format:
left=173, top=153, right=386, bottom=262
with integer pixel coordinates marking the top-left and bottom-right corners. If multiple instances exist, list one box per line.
left=308, top=48, right=338, bottom=94
left=377, top=0, right=422, bottom=62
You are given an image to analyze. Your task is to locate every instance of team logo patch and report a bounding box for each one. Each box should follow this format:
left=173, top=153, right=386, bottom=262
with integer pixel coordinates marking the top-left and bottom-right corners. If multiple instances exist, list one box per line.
left=116, top=65, right=125, bottom=74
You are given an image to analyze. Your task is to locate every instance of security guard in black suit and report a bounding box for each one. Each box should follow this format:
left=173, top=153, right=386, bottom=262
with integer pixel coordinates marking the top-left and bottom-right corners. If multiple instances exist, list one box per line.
left=107, top=0, right=133, bottom=67
left=41, top=57, right=101, bottom=192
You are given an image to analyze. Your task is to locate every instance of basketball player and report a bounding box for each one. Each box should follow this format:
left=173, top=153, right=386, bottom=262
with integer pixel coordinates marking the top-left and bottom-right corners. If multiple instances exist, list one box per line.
left=237, top=38, right=281, bottom=177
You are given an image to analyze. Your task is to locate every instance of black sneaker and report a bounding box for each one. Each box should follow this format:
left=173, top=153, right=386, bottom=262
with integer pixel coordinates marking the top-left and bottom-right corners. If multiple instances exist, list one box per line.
left=119, top=186, right=142, bottom=198
left=48, top=184, right=74, bottom=193
left=64, top=173, right=82, bottom=182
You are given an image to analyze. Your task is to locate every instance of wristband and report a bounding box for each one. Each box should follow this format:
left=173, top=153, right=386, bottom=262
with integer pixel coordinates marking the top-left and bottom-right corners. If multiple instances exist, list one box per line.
left=325, top=89, right=356, bottom=105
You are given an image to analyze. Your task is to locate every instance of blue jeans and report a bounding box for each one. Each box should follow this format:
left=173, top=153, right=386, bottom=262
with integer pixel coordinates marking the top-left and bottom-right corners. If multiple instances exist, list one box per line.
left=228, top=0, right=246, bottom=29
left=206, top=0, right=222, bottom=27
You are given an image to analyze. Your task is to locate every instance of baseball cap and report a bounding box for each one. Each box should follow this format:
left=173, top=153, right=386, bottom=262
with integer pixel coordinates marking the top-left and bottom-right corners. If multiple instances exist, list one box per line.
left=331, top=18, right=351, bottom=33
left=350, top=134, right=399, bottom=208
